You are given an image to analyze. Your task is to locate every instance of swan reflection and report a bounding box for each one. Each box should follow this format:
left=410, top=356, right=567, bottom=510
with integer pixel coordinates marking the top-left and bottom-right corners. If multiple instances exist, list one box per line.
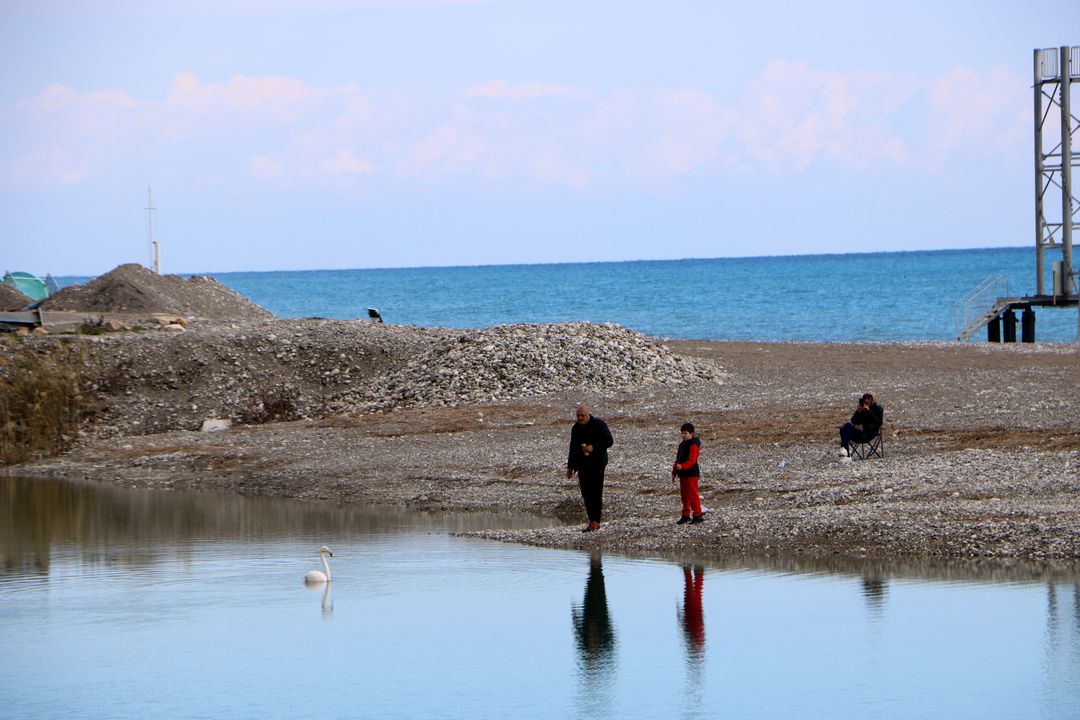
left=320, top=582, right=333, bottom=618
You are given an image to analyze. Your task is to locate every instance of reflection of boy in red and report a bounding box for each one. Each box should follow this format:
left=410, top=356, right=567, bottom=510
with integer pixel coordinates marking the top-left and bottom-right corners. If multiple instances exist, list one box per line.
left=671, top=423, right=703, bottom=524
left=678, top=565, right=705, bottom=656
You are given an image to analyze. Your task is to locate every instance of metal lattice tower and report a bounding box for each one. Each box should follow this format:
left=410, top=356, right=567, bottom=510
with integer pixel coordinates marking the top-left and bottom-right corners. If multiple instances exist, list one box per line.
left=1033, top=46, right=1080, bottom=338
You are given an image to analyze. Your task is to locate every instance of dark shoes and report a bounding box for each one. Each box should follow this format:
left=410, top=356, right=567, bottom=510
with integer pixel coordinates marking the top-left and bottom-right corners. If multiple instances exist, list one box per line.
left=582, top=521, right=600, bottom=532
left=676, top=516, right=691, bottom=525
left=690, top=515, right=705, bottom=524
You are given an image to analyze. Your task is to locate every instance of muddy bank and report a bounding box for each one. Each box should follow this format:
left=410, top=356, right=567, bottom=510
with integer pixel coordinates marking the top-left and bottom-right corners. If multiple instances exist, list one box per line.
left=12, top=331, right=1080, bottom=562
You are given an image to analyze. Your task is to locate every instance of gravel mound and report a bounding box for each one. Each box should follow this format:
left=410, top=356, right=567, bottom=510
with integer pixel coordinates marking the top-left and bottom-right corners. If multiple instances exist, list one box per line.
left=13, top=319, right=721, bottom=437
left=42, top=263, right=273, bottom=320
left=0, top=283, right=31, bottom=310
left=341, top=322, right=724, bottom=410
left=62, top=319, right=443, bottom=435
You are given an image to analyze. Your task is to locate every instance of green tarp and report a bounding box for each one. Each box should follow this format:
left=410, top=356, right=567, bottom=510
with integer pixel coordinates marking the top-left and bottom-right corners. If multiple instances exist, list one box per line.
left=3, top=271, right=49, bottom=302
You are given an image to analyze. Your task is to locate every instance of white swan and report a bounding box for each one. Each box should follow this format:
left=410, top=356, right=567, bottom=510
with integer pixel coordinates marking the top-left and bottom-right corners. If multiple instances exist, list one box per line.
left=304, top=546, right=333, bottom=584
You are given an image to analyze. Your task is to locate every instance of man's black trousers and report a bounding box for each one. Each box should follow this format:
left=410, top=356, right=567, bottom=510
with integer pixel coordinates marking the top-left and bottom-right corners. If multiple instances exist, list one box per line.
left=578, top=465, right=606, bottom=523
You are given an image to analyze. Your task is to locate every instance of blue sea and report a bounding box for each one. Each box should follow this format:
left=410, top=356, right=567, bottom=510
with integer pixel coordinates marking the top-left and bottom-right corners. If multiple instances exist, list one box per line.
left=63, top=247, right=1080, bottom=342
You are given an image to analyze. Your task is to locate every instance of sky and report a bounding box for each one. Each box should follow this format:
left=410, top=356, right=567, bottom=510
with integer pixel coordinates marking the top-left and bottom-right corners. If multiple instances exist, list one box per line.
left=1, top=0, right=1078, bottom=275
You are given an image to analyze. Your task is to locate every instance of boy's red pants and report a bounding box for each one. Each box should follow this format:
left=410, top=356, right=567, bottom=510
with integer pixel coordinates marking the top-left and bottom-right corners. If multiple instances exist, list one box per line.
left=679, top=476, right=702, bottom=517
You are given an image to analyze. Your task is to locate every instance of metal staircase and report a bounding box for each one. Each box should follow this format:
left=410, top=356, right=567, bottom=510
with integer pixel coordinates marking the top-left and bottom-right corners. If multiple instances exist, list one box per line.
left=954, top=275, right=1011, bottom=340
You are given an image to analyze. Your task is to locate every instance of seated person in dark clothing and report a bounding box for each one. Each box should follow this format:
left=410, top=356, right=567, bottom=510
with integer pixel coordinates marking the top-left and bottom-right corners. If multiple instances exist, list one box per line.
left=839, top=392, right=884, bottom=457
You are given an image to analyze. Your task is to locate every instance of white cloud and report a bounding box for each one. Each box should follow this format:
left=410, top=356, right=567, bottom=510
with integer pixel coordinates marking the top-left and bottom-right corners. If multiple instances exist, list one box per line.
left=733, top=60, right=920, bottom=173
left=634, top=90, right=735, bottom=177
left=9, top=146, right=90, bottom=185
left=404, top=119, right=491, bottom=179
left=924, top=66, right=1029, bottom=168
left=527, top=152, right=590, bottom=188
left=1, top=62, right=1032, bottom=192
left=167, top=72, right=325, bottom=116
left=466, top=80, right=585, bottom=100
left=7, top=83, right=146, bottom=184
left=320, top=148, right=375, bottom=176
left=3, top=73, right=378, bottom=188
left=21, top=83, right=138, bottom=113
left=250, top=153, right=284, bottom=180
left=159, top=72, right=331, bottom=141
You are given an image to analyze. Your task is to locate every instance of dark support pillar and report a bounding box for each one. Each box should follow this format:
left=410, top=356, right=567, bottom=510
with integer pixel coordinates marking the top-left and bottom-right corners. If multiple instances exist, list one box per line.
left=1021, top=307, right=1036, bottom=343
left=987, top=316, right=1001, bottom=342
left=1003, top=309, right=1017, bottom=342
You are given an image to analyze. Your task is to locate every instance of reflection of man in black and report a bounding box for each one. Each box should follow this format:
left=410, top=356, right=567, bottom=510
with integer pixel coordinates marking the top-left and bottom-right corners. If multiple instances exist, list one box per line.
left=572, top=553, right=616, bottom=681
left=677, top=564, right=706, bottom=665
left=861, top=575, right=888, bottom=617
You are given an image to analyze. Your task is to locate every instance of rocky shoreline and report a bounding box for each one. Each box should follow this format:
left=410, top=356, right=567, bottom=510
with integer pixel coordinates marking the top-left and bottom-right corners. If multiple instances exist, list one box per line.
left=7, top=316, right=1079, bottom=563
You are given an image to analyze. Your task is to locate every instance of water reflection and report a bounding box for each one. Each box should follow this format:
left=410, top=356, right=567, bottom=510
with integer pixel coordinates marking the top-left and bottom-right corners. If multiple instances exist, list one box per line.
left=1043, top=580, right=1080, bottom=695
left=571, top=553, right=616, bottom=714
left=4, top=476, right=1080, bottom=718
left=861, top=574, right=888, bottom=617
left=677, top=564, right=706, bottom=715
left=0, top=475, right=554, bottom=581
left=692, top=552, right=1080, bottom=589
left=310, top=582, right=333, bottom=619
left=677, top=564, right=706, bottom=665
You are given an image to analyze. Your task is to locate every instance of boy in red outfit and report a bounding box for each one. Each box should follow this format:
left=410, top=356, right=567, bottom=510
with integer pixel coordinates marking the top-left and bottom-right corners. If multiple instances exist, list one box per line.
left=671, top=422, right=704, bottom=525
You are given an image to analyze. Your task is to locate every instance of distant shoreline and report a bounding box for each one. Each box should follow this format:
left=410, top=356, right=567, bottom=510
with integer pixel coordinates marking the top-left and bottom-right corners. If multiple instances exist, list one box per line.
left=47, top=243, right=1034, bottom=280
left=34, top=247, right=1080, bottom=344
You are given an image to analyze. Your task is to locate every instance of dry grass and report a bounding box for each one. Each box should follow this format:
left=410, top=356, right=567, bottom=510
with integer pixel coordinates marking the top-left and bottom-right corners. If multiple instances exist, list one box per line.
left=0, top=345, right=94, bottom=464
left=316, top=402, right=567, bottom=436
left=915, top=427, right=1080, bottom=451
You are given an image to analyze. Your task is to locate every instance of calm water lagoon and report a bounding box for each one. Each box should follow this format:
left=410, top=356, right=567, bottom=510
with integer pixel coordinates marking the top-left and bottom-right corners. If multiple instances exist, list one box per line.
left=2, top=476, right=1080, bottom=719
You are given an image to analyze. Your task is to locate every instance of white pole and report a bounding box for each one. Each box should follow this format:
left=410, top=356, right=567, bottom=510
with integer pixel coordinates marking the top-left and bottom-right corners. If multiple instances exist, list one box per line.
left=1058, top=47, right=1077, bottom=341
left=146, top=186, right=159, bottom=274
left=1034, top=49, right=1046, bottom=295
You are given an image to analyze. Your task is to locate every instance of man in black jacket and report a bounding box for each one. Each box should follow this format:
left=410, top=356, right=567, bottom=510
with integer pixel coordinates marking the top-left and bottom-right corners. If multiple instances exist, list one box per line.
left=567, top=404, right=614, bottom=532
left=839, top=392, right=884, bottom=457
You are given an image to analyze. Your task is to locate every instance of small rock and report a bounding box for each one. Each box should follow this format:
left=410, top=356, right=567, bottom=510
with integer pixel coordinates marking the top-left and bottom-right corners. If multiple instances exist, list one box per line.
left=200, top=418, right=232, bottom=432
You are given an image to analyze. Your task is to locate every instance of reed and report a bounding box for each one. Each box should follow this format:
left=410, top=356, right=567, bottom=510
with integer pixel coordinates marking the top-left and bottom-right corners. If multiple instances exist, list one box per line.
left=0, top=344, right=92, bottom=465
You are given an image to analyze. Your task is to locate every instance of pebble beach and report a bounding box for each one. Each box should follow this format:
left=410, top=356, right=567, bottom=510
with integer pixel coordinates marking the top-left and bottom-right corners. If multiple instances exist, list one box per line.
left=7, top=288, right=1079, bottom=561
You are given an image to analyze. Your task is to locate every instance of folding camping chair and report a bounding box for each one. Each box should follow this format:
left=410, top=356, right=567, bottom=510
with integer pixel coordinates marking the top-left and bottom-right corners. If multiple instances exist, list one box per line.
left=850, top=431, right=884, bottom=460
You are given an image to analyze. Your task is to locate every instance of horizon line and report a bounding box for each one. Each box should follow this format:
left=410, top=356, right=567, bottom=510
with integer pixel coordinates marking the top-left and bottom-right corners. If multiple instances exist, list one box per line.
left=48, top=243, right=1034, bottom=280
